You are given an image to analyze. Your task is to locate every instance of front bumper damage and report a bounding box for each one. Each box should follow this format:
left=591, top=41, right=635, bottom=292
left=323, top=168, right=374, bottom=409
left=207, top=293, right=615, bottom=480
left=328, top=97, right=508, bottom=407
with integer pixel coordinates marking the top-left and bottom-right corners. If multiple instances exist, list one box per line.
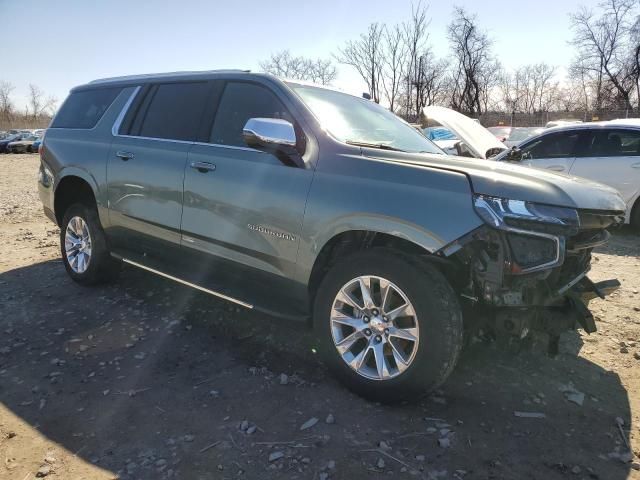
left=438, top=208, right=623, bottom=353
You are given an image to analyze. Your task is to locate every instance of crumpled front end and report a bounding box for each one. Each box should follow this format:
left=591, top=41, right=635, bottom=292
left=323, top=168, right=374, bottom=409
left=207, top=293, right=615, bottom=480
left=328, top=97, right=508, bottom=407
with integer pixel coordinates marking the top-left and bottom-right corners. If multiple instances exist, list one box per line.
left=437, top=195, right=624, bottom=353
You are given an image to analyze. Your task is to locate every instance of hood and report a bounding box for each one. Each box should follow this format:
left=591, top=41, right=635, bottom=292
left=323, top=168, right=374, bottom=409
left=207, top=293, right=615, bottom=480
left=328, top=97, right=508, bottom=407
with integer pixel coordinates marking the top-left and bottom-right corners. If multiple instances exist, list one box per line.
left=422, top=106, right=507, bottom=159
left=362, top=149, right=627, bottom=213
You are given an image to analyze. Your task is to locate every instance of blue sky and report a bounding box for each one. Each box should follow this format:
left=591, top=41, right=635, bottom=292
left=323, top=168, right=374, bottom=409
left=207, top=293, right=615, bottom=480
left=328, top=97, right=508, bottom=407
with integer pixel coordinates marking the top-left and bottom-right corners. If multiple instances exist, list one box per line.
left=1, top=0, right=598, bottom=108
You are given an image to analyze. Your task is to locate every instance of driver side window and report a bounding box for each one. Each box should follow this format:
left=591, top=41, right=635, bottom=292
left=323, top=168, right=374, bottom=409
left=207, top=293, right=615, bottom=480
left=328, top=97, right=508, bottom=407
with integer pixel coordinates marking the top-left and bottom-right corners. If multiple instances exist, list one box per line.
left=521, top=131, right=581, bottom=159
left=210, top=82, right=293, bottom=148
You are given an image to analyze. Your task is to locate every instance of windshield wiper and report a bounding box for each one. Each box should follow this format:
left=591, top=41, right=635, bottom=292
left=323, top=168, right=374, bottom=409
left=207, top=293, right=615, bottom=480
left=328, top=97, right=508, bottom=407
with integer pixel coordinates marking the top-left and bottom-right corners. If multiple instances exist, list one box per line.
left=346, top=140, right=406, bottom=152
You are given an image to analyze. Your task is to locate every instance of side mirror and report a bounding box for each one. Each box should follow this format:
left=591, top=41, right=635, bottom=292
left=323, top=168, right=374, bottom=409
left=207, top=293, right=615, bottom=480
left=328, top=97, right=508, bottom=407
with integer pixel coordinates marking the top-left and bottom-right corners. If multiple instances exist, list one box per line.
left=242, top=118, right=303, bottom=167
left=506, top=146, right=523, bottom=162
left=243, top=117, right=296, bottom=149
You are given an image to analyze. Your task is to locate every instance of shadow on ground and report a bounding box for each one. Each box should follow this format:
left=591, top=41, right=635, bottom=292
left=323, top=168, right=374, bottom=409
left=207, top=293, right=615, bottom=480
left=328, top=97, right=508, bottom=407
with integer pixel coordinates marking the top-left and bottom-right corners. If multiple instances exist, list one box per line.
left=0, top=258, right=633, bottom=479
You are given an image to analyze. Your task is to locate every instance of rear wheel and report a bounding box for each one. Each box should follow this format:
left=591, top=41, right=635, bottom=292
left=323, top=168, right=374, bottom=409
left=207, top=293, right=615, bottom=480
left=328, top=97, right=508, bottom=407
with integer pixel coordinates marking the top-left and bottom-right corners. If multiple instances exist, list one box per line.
left=313, top=249, right=463, bottom=402
left=632, top=199, right=640, bottom=230
left=60, top=203, right=119, bottom=285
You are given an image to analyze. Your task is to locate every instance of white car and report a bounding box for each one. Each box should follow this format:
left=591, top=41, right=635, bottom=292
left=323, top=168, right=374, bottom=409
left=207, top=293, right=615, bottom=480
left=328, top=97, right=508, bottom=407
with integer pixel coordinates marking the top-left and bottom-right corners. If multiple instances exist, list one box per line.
left=423, top=107, right=640, bottom=227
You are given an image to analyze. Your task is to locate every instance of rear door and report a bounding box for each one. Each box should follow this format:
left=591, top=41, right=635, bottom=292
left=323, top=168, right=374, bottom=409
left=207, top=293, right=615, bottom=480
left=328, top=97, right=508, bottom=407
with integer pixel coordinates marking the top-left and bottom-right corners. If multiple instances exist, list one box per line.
left=181, top=80, right=314, bottom=311
left=519, top=130, right=588, bottom=173
left=569, top=128, right=640, bottom=207
left=107, top=81, right=213, bottom=260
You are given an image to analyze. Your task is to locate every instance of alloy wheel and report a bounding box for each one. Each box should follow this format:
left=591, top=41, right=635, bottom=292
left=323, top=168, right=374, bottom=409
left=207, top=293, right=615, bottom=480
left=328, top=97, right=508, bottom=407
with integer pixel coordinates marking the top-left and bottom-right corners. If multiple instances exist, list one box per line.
left=64, top=216, right=92, bottom=274
left=330, top=275, right=420, bottom=381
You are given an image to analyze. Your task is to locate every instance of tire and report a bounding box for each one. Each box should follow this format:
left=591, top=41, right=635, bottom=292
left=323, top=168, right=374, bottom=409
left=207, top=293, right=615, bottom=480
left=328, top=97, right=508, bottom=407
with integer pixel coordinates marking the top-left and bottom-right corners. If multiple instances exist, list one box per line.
left=313, top=249, right=463, bottom=402
left=632, top=199, right=640, bottom=230
left=60, top=203, right=120, bottom=285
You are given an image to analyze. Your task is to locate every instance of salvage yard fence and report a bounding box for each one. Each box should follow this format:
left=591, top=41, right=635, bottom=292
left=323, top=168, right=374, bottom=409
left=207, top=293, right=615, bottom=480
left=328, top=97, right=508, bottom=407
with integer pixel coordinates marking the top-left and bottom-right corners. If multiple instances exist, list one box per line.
left=478, top=109, right=640, bottom=127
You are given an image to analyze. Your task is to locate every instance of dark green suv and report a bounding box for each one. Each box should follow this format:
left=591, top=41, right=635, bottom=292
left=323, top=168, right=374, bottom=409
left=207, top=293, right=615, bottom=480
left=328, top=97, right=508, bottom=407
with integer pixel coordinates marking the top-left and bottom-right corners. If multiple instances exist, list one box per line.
left=38, top=70, right=624, bottom=401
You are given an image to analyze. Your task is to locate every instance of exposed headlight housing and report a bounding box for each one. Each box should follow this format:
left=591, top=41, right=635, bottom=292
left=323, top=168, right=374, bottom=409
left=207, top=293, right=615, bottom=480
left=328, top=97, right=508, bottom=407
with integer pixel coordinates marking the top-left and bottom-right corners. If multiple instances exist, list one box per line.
left=473, top=195, right=581, bottom=274
left=473, top=195, right=580, bottom=236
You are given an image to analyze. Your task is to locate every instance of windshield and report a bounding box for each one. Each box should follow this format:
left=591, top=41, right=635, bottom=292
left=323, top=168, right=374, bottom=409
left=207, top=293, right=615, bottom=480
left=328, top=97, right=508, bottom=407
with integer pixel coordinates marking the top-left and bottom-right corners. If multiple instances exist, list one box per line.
left=288, top=84, right=443, bottom=154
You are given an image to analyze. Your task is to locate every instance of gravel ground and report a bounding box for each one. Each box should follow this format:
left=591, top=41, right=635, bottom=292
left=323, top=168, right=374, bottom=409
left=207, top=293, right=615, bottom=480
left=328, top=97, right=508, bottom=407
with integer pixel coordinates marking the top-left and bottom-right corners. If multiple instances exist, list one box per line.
left=1, top=153, right=639, bottom=480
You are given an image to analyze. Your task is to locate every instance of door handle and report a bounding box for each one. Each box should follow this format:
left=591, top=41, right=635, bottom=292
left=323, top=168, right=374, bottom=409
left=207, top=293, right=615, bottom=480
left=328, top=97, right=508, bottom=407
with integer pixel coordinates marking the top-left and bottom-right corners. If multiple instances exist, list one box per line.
left=190, top=161, right=216, bottom=173
left=547, top=165, right=565, bottom=172
left=631, top=162, right=640, bottom=169
left=116, top=151, right=134, bottom=161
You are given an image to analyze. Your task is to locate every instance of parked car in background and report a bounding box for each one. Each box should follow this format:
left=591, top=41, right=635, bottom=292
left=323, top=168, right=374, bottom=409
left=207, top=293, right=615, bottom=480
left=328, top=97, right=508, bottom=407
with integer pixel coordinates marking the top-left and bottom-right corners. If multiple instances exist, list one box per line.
left=503, top=127, right=545, bottom=148
left=37, top=71, right=624, bottom=400
left=423, top=106, right=507, bottom=158
left=8, top=135, right=40, bottom=153
left=545, top=119, right=582, bottom=128
left=31, top=136, right=43, bottom=153
left=33, top=129, right=46, bottom=136
left=496, top=121, right=640, bottom=227
left=487, top=126, right=512, bottom=142
left=0, top=133, right=26, bottom=153
left=422, top=126, right=458, bottom=155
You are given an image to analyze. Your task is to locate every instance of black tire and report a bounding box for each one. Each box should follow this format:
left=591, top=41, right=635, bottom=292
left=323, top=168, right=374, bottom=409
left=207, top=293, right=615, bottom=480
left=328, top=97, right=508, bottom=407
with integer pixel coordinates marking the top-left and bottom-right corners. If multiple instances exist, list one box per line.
left=313, top=249, right=463, bottom=402
left=60, top=203, right=120, bottom=285
left=632, top=199, right=640, bottom=230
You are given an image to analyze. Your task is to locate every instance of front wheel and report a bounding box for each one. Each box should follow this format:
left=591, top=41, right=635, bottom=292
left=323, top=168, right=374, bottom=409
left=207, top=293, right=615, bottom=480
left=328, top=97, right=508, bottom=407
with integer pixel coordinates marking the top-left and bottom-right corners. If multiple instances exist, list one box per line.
left=313, top=249, right=463, bottom=402
left=60, top=203, right=119, bottom=285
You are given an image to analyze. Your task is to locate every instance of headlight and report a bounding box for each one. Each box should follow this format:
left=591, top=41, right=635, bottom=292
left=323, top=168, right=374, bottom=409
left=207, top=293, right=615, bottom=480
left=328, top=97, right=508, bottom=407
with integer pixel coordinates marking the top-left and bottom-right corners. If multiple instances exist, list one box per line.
left=473, top=195, right=580, bottom=236
left=473, top=195, right=580, bottom=274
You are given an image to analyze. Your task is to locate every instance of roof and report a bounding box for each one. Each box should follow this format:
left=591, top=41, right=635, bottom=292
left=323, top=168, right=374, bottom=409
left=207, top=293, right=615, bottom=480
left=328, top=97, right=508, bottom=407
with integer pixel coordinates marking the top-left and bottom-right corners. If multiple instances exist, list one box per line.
left=545, top=119, right=640, bottom=132
left=72, top=69, right=273, bottom=91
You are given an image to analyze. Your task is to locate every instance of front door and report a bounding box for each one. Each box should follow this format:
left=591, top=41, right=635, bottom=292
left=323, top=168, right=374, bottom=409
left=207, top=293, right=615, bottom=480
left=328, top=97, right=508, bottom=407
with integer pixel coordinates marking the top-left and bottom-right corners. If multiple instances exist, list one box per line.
left=519, top=130, right=588, bottom=174
left=181, top=80, right=314, bottom=309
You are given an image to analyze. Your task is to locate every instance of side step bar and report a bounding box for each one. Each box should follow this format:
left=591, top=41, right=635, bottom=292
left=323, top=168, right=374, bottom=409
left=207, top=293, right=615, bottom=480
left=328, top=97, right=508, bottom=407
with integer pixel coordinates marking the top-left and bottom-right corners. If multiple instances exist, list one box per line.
left=116, top=255, right=254, bottom=309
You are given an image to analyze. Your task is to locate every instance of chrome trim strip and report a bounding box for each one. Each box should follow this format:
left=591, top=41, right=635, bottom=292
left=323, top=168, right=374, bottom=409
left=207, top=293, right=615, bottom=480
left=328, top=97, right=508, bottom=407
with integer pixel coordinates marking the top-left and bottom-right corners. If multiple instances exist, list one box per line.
left=111, top=86, right=141, bottom=136
left=121, top=257, right=253, bottom=309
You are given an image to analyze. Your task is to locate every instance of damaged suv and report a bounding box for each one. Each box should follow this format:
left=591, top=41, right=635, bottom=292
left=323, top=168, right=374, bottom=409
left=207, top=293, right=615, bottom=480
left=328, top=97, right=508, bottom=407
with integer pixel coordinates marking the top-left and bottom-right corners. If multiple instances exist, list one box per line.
left=38, top=71, right=624, bottom=401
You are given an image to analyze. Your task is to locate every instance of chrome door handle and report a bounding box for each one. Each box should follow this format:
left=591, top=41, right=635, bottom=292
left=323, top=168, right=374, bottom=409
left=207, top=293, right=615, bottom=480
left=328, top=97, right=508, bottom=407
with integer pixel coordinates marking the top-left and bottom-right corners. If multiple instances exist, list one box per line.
left=190, top=161, right=216, bottom=173
left=547, top=165, right=565, bottom=172
left=116, top=151, right=134, bottom=161
left=631, top=162, right=640, bottom=169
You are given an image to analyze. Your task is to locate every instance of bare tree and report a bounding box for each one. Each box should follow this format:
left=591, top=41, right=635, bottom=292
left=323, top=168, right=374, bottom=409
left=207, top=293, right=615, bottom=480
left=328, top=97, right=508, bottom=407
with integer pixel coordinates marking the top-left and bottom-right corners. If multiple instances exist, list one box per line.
left=335, top=23, right=385, bottom=102
left=402, top=1, right=431, bottom=119
left=381, top=24, right=406, bottom=112
left=447, top=7, right=494, bottom=115
left=570, top=0, right=637, bottom=111
left=26, top=84, right=56, bottom=121
left=0, top=81, right=15, bottom=125
left=260, top=50, right=337, bottom=85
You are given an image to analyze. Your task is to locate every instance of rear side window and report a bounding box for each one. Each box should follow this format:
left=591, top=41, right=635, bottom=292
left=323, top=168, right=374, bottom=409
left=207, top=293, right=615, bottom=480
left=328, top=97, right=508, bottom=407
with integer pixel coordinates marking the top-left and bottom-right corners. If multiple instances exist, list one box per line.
left=51, top=87, right=122, bottom=129
left=210, top=82, right=292, bottom=147
left=588, top=129, right=640, bottom=157
left=135, top=82, right=210, bottom=141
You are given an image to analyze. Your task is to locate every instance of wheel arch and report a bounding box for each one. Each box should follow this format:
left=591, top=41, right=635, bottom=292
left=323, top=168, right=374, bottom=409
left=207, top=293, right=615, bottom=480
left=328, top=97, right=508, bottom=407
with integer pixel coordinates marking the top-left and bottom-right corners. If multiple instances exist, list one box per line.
left=54, top=172, right=99, bottom=225
left=306, top=227, right=442, bottom=306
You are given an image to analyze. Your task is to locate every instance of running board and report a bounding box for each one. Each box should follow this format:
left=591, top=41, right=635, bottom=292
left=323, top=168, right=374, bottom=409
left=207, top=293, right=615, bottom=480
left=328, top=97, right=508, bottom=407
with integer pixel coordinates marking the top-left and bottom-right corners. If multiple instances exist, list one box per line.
left=114, top=254, right=254, bottom=309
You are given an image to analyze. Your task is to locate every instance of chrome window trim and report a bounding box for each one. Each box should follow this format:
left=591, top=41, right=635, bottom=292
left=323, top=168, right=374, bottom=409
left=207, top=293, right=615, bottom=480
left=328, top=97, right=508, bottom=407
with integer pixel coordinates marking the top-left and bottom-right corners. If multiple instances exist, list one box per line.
left=111, top=86, right=141, bottom=136
left=110, top=85, right=261, bottom=153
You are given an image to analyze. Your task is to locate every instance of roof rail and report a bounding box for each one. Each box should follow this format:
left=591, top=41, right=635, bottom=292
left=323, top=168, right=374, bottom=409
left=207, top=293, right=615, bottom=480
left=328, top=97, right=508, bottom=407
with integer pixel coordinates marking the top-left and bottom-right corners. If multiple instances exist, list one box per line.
left=89, top=69, right=251, bottom=84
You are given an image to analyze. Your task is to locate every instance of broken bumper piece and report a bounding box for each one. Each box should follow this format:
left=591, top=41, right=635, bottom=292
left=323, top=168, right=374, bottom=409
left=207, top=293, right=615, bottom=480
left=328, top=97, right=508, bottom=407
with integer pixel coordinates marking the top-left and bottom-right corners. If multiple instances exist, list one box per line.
left=566, top=277, right=620, bottom=335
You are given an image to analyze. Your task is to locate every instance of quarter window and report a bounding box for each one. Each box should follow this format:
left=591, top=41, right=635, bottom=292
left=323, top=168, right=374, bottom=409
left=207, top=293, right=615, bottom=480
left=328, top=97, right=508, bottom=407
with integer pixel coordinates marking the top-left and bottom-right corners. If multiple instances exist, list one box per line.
left=210, top=82, right=293, bottom=147
left=136, top=82, right=211, bottom=141
left=51, top=87, right=122, bottom=129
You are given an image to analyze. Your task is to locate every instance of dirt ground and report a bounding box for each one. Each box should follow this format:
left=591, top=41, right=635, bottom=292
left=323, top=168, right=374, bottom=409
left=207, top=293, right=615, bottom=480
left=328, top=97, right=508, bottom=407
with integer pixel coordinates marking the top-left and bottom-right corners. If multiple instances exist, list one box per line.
left=0, top=154, right=639, bottom=480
